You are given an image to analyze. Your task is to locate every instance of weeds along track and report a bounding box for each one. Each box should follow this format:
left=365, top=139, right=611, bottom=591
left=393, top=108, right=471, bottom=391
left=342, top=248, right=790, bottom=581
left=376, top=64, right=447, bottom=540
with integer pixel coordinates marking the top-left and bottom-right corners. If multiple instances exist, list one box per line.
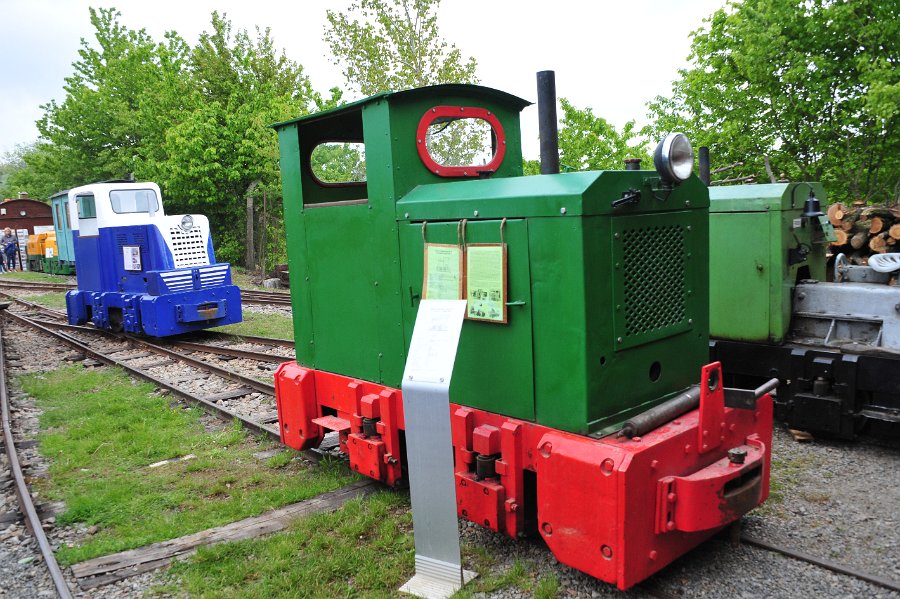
left=0, top=318, right=74, bottom=598
left=0, top=279, right=292, bottom=307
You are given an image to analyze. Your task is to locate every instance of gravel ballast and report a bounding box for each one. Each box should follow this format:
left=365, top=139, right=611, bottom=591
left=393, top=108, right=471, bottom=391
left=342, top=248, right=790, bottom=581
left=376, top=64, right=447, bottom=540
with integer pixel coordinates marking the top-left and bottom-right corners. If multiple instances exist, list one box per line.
left=463, top=425, right=900, bottom=598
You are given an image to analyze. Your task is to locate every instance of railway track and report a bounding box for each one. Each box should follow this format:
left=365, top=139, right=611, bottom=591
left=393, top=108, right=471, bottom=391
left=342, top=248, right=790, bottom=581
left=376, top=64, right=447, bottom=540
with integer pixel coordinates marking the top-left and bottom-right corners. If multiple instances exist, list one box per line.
left=0, top=279, right=292, bottom=306
left=2, top=308, right=284, bottom=441
left=1, top=294, right=897, bottom=596
left=0, top=292, right=295, bottom=360
left=0, top=318, right=74, bottom=598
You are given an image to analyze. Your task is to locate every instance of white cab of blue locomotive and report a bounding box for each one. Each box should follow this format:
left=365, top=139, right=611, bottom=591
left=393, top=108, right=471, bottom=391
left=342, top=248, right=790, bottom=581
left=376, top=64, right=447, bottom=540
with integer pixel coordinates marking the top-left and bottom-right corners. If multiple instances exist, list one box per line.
left=66, top=182, right=213, bottom=268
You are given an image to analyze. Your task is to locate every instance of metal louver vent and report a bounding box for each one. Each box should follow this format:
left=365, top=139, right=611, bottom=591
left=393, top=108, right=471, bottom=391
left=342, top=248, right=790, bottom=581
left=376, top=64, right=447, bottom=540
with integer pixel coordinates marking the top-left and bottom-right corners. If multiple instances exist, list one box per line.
left=169, top=226, right=208, bottom=268
left=622, top=224, right=686, bottom=337
left=116, top=232, right=147, bottom=250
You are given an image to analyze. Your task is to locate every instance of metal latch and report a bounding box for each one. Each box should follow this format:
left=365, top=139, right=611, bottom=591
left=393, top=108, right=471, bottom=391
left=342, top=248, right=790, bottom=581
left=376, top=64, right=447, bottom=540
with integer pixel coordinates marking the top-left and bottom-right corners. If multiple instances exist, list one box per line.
left=611, top=189, right=641, bottom=209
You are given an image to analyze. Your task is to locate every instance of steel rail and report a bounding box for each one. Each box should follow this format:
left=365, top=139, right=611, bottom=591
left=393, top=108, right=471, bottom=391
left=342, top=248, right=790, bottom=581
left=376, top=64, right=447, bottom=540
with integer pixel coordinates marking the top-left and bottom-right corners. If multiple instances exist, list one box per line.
left=0, top=292, right=67, bottom=320
left=0, top=318, right=74, bottom=598
left=14, top=313, right=277, bottom=397
left=0, top=281, right=73, bottom=292
left=121, top=334, right=276, bottom=395
left=0, top=316, right=284, bottom=395
left=0, top=294, right=296, bottom=354
left=2, top=311, right=279, bottom=441
left=25, top=318, right=295, bottom=364
left=240, top=291, right=292, bottom=305
left=167, top=340, right=295, bottom=363
left=741, top=534, right=900, bottom=593
left=197, top=330, right=297, bottom=348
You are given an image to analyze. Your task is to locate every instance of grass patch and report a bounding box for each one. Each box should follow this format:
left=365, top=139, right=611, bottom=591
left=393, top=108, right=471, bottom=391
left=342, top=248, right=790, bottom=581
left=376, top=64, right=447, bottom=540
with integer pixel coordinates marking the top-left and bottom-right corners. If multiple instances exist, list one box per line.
left=0, top=270, right=73, bottom=283
left=266, top=450, right=294, bottom=469
left=212, top=310, right=295, bottom=340
left=753, top=453, right=821, bottom=518
left=230, top=267, right=290, bottom=294
left=160, top=492, right=414, bottom=598
left=457, top=560, right=531, bottom=596
left=766, top=454, right=815, bottom=504
left=21, top=292, right=67, bottom=309
left=534, top=573, right=560, bottom=599
left=161, top=490, right=555, bottom=599
left=24, top=366, right=355, bottom=565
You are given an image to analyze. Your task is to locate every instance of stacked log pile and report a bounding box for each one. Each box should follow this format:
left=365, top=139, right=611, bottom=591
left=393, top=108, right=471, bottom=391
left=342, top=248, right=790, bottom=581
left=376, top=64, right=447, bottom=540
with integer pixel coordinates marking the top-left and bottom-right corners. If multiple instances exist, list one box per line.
left=827, top=201, right=900, bottom=264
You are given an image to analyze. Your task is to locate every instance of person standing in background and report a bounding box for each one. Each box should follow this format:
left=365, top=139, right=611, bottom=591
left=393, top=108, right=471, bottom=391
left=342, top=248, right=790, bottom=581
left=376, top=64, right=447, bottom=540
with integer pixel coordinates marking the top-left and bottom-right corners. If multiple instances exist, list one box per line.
left=1, top=228, right=18, bottom=271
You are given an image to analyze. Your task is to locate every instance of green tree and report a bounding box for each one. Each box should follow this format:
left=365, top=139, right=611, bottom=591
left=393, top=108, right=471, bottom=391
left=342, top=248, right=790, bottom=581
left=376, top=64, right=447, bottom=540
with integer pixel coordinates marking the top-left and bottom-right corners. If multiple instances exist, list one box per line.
left=37, top=7, right=191, bottom=189
left=16, top=7, right=327, bottom=267
left=146, top=12, right=324, bottom=266
left=0, top=143, right=68, bottom=200
left=324, top=0, right=477, bottom=95
left=557, top=98, right=648, bottom=172
left=645, top=0, right=899, bottom=202
left=324, top=0, right=482, bottom=165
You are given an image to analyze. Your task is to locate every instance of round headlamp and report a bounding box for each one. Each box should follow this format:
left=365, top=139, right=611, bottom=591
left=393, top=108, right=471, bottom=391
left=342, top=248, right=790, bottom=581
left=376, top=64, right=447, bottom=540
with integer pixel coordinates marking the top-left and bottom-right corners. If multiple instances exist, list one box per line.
left=180, top=215, right=194, bottom=232
left=653, top=133, right=694, bottom=184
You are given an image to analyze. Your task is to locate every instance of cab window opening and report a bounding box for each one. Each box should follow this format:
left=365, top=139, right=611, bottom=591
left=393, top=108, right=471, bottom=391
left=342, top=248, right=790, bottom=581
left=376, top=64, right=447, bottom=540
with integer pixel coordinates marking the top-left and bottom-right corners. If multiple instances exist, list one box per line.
left=77, top=194, right=97, bottom=219
left=426, top=117, right=496, bottom=167
left=416, top=106, right=507, bottom=177
left=304, top=141, right=369, bottom=208
left=309, top=142, right=367, bottom=186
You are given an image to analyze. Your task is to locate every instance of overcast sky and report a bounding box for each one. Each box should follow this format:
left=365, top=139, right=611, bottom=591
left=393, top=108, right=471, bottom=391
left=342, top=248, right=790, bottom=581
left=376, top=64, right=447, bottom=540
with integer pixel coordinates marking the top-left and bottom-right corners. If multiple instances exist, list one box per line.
left=0, top=0, right=725, bottom=160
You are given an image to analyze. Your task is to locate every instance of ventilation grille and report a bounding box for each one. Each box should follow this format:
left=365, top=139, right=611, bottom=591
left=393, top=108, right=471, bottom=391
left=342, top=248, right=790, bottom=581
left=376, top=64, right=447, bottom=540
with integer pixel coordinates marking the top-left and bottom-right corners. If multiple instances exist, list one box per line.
left=115, top=233, right=146, bottom=264
left=159, top=264, right=229, bottom=292
left=622, top=224, right=686, bottom=337
left=115, top=232, right=146, bottom=247
left=169, top=226, right=207, bottom=268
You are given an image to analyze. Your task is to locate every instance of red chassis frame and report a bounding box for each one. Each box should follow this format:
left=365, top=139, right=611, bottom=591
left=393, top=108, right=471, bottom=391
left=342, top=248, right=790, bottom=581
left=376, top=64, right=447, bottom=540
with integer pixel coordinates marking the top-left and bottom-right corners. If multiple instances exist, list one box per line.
left=274, top=361, right=772, bottom=590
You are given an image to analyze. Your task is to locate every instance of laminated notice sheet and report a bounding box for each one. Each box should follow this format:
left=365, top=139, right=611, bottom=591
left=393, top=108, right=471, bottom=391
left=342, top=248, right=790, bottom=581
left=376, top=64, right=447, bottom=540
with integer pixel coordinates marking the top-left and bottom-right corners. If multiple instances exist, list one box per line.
left=465, top=244, right=507, bottom=323
left=423, top=243, right=463, bottom=300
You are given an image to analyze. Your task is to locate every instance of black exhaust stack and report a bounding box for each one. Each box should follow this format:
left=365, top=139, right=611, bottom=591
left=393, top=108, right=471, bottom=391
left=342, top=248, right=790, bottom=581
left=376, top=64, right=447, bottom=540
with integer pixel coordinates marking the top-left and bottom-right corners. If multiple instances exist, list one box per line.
left=699, top=146, right=710, bottom=185
left=537, top=71, right=560, bottom=175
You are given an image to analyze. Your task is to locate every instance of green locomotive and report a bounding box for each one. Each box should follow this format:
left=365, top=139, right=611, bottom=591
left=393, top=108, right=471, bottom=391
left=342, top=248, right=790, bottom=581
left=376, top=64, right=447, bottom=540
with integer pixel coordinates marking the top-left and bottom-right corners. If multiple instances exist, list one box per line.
left=708, top=183, right=900, bottom=439
left=273, top=79, right=773, bottom=589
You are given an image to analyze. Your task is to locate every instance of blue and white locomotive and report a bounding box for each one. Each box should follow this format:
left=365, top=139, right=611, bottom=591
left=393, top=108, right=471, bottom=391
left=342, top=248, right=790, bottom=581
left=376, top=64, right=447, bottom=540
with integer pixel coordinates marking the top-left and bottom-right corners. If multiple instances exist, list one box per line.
left=65, top=181, right=242, bottom=336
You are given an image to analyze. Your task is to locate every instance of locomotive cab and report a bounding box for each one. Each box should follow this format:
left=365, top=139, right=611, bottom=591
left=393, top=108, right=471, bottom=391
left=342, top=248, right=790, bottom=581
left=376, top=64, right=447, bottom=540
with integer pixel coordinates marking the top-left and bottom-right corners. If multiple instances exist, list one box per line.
left=65, top=181, right=242, bottom=336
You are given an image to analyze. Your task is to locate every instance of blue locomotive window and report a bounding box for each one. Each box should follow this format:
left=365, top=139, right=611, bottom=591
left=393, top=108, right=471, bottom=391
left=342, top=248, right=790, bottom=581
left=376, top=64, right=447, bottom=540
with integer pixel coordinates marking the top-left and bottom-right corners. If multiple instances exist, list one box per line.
left=76, top=194, right=97, bottom=219
left=110, top=189, right=160, bottom=214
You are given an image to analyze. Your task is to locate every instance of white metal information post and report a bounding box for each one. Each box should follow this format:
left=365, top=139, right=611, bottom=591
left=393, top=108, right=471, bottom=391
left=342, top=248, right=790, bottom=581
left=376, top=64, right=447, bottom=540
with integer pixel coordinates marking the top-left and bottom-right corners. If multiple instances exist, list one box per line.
left=400, top=299, right=476, bottom=599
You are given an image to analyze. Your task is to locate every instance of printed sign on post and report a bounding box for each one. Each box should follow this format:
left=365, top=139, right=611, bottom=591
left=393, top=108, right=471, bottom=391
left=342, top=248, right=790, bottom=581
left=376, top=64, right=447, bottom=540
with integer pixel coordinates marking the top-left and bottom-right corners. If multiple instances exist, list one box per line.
left=400, top=299, right=475, bottom=599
